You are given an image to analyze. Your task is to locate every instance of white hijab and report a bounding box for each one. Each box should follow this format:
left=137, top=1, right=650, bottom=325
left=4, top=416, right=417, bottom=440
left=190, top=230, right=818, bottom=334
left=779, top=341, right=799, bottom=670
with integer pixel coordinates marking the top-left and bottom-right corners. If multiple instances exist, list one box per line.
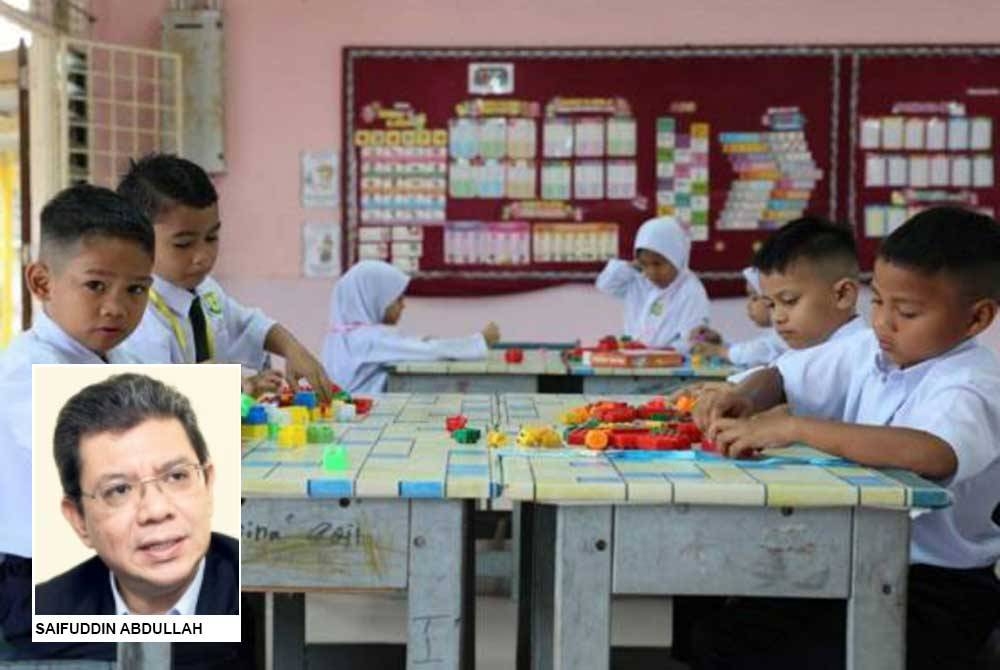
left=634, top=216, right=691, bottom=271
left=741, top=266, right=762, bottom=294
left=322, top=260, right=409, bottom=389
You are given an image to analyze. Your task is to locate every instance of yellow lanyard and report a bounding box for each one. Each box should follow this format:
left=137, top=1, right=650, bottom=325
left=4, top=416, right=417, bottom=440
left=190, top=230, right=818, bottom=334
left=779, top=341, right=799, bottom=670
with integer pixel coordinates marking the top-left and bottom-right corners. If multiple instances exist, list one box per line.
left=148, top=288, right=216, bottom=361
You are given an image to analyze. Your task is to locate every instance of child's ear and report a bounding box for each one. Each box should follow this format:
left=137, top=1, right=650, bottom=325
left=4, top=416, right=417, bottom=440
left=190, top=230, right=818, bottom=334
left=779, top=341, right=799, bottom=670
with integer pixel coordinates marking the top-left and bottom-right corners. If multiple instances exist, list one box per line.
left=965, top=298, right=997, bottom=339
left=832, top=277, right=859, bottom=310
left=24, top=262, right=53, bottom=301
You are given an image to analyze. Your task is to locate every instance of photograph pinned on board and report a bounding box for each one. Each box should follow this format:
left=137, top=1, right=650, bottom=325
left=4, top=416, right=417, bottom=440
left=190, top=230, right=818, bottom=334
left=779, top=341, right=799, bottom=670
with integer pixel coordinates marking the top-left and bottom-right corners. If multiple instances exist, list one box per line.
left=468, top=63, right=514, bottom=95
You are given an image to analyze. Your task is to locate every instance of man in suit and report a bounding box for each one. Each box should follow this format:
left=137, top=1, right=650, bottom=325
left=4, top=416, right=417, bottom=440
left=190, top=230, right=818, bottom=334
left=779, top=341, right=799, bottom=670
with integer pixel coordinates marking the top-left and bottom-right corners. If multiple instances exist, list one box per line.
left=36, top=373, right=238, bottom=617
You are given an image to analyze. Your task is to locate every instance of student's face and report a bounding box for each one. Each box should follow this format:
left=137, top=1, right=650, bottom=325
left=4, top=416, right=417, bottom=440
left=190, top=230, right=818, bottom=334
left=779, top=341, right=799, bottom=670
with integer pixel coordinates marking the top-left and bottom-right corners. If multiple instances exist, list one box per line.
left=27, top=238, right=153, bottom=355
left=759, top=261, right=857, bottom=349
left=383, top=296, right=404, bottom=325
left=153, top=204, right=220, bottom=290
left=870, top=258, right=995, bottom=368
left=635, top=249, right=678, bottom=289
left=63, top=417, right=214, bottom=613
left=746, top=287, right=772, bottom=327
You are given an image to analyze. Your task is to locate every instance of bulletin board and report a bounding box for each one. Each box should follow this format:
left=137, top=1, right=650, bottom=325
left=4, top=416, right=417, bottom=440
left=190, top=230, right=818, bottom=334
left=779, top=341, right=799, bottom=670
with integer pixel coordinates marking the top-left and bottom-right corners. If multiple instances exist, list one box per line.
left=342, top=46, right=1000, bottom=296
left=849, top=47, right=1000, bottom=266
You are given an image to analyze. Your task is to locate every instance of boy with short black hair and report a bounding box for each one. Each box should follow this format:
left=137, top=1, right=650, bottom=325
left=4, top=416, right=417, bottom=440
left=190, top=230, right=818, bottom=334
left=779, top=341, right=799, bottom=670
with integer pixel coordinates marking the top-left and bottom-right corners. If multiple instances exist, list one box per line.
left=0, top=184, right=154, bottom=657
left=691, top=206, right=1000, bottom=669
left=118, top=153, right=332, bottom=399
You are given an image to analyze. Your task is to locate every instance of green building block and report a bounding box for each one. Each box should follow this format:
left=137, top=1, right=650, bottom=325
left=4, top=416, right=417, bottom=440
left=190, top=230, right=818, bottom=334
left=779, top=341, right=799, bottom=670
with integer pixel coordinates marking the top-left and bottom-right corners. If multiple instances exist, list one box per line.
left=308, top=424, right=335, bottom=443
left=452, top=427, right=482, bottom=444
left=241, top=394, right=255, bottom=419
left=268, top=423, right=281, bottom=440
left=323, top=445, right=350, bottom=471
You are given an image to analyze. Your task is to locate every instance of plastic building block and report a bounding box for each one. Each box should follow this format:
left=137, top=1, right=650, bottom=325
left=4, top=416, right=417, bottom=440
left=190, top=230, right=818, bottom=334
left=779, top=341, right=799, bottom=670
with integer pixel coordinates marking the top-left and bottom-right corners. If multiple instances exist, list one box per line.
left=241, top=424, right=268, bottom=441
left=517, top=425, right=562, bottom=448
left=486, top=430, right=508, bottom=448
left=293, top=391, right=317, bottom=409
left=337, top=403, right=357, bottom=421
left=266, top=406, right=290, bottom=425
left=352, top=397, right=373, bottom=414
left=560, top=407, right=591, bottom=426
left=445, top=415, right=468, bottom=432
left=278, top=389, right=295, bottom=406
left=584, top=429, right=609, bottom=450
left=277, top=424, right=307, bottom=448
left=504, top=348, right=524, bottom=363
left=307, top=424, right=335, bottom=443
left=332, top=390, right=352, bottom=403
left=241, top=394, right=255, bottom=419
left=311, top=403, right=335, bottom=421
left=244, top=405, right=268, bottom=426
left=675, top=395, right=697, bottom=414
left=596, top=335, right=619, bottom=352
left=690, top=354, right=704, bottom=367
left=452, top=427, right=481, bottom=444
left=286, top=406, right=310, bottom=425
left=267, top=423, right=280, bottom=440
left=323, top=445, right=349, bottom=471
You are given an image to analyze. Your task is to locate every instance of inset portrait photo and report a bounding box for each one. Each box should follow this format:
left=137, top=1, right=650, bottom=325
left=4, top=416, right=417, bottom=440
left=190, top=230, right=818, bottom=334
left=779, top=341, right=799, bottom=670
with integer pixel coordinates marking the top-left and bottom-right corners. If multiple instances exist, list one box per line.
left=32, top=364, right=241, bottom=643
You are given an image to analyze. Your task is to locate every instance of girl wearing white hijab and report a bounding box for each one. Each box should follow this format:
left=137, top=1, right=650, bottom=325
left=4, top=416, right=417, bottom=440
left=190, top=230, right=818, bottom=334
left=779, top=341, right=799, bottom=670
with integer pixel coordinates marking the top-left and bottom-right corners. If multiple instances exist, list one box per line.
left=690, top=266, right=787, bottom=366
left=596, top=216, right=710, bottom=351
left=321, top=260, right=500, bottom=393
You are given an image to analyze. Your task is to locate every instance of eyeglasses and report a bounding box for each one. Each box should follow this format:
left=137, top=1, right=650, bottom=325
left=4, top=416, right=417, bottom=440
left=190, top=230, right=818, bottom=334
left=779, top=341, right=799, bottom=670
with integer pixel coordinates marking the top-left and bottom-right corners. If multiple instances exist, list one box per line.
left=80, top=463, right=206, bottom=510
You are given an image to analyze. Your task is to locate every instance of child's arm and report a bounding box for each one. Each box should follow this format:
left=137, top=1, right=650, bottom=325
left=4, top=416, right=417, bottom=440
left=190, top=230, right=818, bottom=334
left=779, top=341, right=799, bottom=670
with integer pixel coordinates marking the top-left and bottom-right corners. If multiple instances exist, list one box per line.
left=709, top=413, right=958, bottom=479
left=264, top=324, right=334, bottom=402
left=364, top=326, right=495, bottom=364
left=595, top=259, right=641, bottom=298
left=727, top=332, right=786, bottom=367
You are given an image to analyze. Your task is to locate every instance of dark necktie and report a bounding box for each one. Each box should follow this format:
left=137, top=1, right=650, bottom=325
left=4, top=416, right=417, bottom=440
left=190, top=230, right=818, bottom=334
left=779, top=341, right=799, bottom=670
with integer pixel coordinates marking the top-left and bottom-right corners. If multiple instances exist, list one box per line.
left=189, top=295, right=210, bottom=362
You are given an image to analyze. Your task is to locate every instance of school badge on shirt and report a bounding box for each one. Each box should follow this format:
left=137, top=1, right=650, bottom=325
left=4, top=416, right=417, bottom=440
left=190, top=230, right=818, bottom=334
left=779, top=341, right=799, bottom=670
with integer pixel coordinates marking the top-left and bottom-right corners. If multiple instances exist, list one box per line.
left=649, top=300, right=663, bottom=316
left=203, top=292, right=223, bottom=315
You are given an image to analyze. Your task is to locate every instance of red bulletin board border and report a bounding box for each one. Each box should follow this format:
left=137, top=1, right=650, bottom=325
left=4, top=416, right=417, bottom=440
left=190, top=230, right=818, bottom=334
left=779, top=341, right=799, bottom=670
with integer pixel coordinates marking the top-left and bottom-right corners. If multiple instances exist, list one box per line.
left=342, top=46, right=1000, bottom=297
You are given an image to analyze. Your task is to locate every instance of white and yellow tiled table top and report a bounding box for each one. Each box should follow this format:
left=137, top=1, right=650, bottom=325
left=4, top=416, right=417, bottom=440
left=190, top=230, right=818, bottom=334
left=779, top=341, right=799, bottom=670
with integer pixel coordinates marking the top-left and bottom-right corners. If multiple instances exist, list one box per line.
left=242, top=393, right=950, bottom=511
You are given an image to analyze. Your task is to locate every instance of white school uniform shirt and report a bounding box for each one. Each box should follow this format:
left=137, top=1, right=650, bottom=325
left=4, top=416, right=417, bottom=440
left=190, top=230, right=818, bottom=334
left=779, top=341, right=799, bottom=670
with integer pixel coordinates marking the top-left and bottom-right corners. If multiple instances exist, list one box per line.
left=0, top=311, right=139, bottom=558
left=726, top=315, right=866, bottom=385
left=321, top=260, right=488, bottom=394
left=727, top=330, right=787, bottom=367
left=123, top=275, right=275, bottom=368
left=596, top=216, right=710, bottom=352
left=596, top=260, right=710, bottom=351
left=112, top=558, right=204, bottom=615
left=776, top=329, right=1000, bottom=569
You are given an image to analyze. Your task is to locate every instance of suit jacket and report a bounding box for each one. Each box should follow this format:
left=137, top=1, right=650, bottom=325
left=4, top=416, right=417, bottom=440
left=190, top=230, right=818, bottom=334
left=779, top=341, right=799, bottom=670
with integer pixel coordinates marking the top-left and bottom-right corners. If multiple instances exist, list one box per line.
left=36, top=532, right=239, bottom=616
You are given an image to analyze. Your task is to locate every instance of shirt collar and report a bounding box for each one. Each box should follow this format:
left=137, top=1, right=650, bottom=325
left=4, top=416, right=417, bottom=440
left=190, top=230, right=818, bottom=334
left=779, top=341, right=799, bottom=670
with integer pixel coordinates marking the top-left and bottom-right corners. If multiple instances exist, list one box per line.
left=111, top=557, right=206, bottom=616
left=873, top=334, right=979, bottom=378
left=32, top=310, right=111, bottom=363
left=828, top=314, right=866, bottom=342
left=151, top=275, right=203, bottom=316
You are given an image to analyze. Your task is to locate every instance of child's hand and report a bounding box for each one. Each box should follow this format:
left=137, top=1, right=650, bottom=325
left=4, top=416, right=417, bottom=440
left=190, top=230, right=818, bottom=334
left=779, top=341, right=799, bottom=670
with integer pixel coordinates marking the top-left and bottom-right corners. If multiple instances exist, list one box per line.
left=688, top=325, right=723, bottom=344
left=693, top=388, right=755, bottom=433
left=665, top=381, right=731, bottom=406
left=481, top=322, right=501, bottom=347
left=710, top=405, right=795, bottom=458
left=690, top=342, right=729, bottom=359
left=285, top=345, right=334, bottom=403
left=242, top=369, right=285, bottom=397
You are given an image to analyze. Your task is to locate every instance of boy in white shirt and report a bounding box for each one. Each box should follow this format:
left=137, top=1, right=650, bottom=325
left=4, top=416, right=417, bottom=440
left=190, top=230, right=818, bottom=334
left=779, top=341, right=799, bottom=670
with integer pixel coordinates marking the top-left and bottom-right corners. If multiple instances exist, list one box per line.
left=691, top=207, right=1000, bottom=670
left=690, top=266, right=787, bottom=366
left=118, top=154, right=332, bottom=399
left=0, top=185, right=153, bottom=660
left=596, top=216, right=710, bottom=351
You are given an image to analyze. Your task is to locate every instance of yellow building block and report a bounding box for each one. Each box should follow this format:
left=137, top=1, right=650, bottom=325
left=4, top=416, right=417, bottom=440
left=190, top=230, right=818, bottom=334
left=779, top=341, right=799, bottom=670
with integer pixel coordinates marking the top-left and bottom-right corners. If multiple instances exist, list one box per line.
left=286, top=406, right=310, bottom=425
left=241, top=424, right=268, bottom=441
left=277, top=424, right=307, bottom=448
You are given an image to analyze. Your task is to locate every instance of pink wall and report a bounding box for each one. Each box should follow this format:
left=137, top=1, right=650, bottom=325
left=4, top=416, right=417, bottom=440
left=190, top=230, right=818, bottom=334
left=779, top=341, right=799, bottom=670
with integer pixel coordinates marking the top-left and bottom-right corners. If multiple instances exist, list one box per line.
left=90, top=0, right=1000, bottom=354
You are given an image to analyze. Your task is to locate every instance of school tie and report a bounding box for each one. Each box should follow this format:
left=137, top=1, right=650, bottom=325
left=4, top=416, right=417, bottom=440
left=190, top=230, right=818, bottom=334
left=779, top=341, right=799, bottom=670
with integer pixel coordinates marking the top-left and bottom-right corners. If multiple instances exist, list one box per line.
left=189, top=295, right=211, bottom=363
